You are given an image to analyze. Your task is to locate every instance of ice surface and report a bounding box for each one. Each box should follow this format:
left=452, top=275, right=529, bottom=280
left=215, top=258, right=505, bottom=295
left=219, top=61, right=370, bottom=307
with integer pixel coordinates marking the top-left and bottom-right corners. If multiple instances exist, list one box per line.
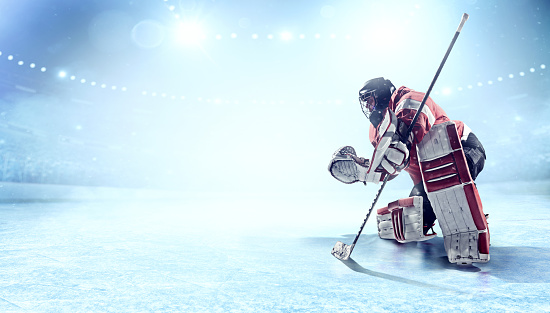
left=0, top=181, right=549, bottom=312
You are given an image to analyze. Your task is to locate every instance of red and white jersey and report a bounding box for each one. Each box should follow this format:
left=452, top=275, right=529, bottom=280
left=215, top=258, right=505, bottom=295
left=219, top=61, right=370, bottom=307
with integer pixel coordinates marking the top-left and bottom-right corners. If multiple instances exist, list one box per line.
left=369, top=86, right=468, bottom=185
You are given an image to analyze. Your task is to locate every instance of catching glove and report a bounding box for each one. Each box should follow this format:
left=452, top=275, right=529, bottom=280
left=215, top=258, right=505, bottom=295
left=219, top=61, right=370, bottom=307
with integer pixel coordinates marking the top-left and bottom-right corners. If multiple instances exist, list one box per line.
left=328, top=146, right=370, bottom=184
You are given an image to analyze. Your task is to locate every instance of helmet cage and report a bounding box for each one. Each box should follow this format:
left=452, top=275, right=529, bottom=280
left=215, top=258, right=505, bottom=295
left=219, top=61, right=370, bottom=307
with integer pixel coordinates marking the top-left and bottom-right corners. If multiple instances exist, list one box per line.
left=359, top=89, right=377, bottom=119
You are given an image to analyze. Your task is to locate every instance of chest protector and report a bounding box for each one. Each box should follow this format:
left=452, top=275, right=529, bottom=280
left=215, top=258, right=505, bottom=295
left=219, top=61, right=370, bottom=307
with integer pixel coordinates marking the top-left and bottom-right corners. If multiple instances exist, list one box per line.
left=417, top=121, right=489, bottom=265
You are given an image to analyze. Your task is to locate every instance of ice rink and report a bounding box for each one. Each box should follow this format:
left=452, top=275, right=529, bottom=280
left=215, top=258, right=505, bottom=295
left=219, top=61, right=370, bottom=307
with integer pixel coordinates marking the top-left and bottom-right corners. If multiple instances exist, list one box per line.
left=0, top=1, right=549, bottom=312
left=1, top=180, right=549, bottom=312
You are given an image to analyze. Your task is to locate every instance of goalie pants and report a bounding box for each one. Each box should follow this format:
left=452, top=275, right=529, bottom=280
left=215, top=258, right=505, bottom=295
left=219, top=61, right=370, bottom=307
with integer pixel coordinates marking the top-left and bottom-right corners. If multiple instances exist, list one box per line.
left=409, top=132, right=487, bottom=234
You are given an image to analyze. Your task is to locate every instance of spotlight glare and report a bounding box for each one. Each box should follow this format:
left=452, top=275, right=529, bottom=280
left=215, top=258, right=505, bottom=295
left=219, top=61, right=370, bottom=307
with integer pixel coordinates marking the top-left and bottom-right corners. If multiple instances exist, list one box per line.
left=176, top=21, right=206, bottom=45
left=70, top=75, right=76, bottom=80
left=520, top=72, right=525, bottom=76
left=541, top=64, right=546, bottom=69
left=58, top=71, right=67, bottom=78
left=509, top=74, right=514, bottom=78
left=530, top=68, right=535, bottom=72
left=18, top=61, right=24, bottom=65
left=442, top=87, right=452, bottom=95
left=267, top=34, right=273, bottom=39
left=230, top=33, right=237, bottom=39
left=299, top=34, right=305, bottom=39
left=252, top=34, right=258, bottom=39
left=29, top=63, right=36, bottom=68
left=7, top=55, right=13, bottom=60
left=40, top=67, right=47, bottom=72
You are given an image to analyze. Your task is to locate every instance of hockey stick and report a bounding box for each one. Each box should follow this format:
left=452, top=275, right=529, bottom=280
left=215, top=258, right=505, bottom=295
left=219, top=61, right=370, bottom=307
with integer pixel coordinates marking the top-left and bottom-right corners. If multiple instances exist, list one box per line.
left=331, top=13, right=469, bottom=261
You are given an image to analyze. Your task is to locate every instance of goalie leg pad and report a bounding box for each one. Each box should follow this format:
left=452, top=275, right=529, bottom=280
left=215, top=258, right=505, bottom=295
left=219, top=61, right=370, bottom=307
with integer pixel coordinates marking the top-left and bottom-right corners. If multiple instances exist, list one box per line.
left=417, top=121, right=490, bottom=265
left=376, top=196, right=437, bottom=243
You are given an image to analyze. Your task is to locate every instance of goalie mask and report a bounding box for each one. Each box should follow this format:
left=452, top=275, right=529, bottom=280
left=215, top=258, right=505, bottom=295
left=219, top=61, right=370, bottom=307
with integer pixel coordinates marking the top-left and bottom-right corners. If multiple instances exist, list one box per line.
left=359, top=77, right=396, bottom=127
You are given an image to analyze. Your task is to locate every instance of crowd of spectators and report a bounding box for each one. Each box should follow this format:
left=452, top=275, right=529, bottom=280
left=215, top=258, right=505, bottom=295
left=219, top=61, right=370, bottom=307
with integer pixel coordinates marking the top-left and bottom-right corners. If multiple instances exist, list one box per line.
left=0, top=126, right=149, bottom=188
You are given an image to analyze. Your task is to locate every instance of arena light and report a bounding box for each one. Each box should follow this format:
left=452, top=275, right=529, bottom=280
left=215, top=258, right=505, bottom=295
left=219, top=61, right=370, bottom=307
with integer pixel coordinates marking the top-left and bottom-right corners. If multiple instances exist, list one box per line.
left=58, top=71, right=67, bottom=78
left=175, top=21, right=205, bottom=45
left=281, top=31, right=293, bottom=41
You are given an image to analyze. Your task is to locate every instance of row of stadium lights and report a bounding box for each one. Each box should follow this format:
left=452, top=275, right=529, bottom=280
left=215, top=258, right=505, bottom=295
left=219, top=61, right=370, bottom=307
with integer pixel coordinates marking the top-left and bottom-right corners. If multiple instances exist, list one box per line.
left=0, top=50, right=546, bottom=103
left=435, top=64, right=546, bottom=96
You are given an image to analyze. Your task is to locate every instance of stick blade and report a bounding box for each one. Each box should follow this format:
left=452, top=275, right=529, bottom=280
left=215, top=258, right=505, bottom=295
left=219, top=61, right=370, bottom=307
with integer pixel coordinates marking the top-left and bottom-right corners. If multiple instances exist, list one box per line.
left=331, top=241, right=352, bottom=261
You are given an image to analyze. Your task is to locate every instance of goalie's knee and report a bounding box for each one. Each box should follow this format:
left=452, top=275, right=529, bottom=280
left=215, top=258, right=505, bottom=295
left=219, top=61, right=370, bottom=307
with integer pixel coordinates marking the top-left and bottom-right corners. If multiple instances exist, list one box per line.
left=376, top=196, right=437, bottom=243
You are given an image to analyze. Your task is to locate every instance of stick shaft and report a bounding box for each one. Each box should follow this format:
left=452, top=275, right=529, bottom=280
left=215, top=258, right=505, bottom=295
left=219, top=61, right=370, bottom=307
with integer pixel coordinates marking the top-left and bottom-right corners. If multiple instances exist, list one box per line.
left=350, top=175, right=389, bottom=248
left=404, top=13, right=468, bottom=140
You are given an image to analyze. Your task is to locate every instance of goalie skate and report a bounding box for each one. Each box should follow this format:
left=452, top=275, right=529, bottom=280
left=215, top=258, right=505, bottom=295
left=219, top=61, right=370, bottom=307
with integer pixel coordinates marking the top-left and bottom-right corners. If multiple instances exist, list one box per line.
left=417, top=121, right=489, bottom=265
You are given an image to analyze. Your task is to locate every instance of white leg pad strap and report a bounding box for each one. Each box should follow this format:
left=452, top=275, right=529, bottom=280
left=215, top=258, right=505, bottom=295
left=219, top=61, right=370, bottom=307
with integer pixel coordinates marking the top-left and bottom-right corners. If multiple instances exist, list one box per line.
left=376, top=196, right=436, bottom=243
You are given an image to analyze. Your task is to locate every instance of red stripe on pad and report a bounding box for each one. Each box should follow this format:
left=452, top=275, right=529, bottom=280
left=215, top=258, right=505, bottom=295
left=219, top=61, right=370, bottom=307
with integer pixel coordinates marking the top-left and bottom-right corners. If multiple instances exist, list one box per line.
left=421, top=154, right=454, bottom=171
left=452, top=150, right=472, bottom=184
left=425, top=174, right=461, bottom=192
left=377, top=206, right=390, bottom=215
left=463, top=183, right=488, bottom=231
left=422, top=164, right=459, bottom=181
left=391, top=208, right=405, bottom=241
left=446, top=124, right=462, bottom=150
left=397, top=197, right=415, bottom=208
left=478, top=232, right=490, bottom=254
